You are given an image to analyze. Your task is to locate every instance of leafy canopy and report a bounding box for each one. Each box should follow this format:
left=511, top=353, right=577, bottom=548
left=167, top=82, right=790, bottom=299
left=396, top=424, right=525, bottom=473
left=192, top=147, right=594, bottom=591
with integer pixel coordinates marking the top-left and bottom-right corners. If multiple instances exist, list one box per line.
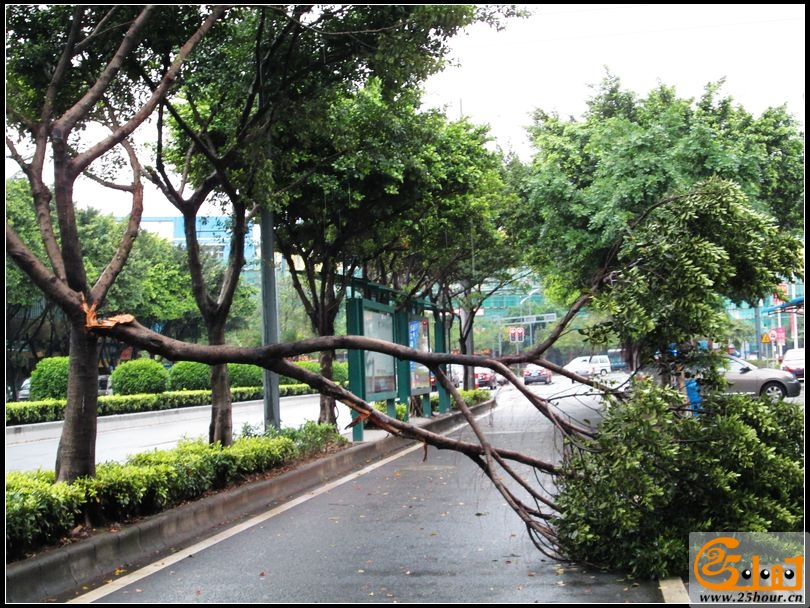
left=515, top=73, right=804, bottom=299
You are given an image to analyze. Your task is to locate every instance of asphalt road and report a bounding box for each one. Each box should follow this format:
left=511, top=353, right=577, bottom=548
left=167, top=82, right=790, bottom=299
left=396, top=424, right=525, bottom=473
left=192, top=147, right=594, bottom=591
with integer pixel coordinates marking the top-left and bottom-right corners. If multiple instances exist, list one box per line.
left=7, top=372, right=802, bottom=474
left=67, top=379, right=666, bottom=604
left=4, top=377, right=617, bottom=474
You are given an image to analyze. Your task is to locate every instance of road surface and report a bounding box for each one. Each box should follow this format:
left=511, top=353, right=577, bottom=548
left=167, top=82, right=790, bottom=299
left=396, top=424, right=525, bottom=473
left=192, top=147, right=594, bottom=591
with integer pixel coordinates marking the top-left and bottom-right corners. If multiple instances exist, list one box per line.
left=62, top=379, right=666, bottom=603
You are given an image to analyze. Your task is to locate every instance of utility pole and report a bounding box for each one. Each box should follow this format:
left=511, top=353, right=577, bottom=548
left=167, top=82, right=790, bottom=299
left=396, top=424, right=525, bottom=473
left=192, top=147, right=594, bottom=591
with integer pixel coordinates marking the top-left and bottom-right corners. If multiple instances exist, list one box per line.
left=260, top=208, right=281, bottom=430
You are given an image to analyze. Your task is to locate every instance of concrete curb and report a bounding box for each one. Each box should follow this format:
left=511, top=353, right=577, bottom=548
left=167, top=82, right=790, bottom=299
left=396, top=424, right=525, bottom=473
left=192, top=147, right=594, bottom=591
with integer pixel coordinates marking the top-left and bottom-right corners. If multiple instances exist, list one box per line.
left=6, top=403, right=495, bottom=603
left=659, top=576, right=691, bottom=603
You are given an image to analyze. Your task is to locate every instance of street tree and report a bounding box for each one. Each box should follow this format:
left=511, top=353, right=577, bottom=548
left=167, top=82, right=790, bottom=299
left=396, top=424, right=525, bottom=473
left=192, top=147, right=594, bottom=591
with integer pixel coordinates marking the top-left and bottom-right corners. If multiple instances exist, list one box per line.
left=514, top=73, right=804, bottom=297
left=6, top=5, right=230, bottom=481
left=148, top=5, right=520, bottom=434
left=273, top=102, right=521, bottom=415
left=509, top=72, right=805, bottom=363
left=360, top=119, right=525, bottom=389
left=94, top=175, right=802, bottom=576
left=6, top=177, right=229, bottom=385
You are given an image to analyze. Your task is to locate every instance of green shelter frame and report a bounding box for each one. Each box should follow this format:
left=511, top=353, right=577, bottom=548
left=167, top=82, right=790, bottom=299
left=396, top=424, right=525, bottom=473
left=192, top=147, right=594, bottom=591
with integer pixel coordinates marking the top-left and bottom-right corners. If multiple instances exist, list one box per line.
left=345, top=278, right=452, bottom=441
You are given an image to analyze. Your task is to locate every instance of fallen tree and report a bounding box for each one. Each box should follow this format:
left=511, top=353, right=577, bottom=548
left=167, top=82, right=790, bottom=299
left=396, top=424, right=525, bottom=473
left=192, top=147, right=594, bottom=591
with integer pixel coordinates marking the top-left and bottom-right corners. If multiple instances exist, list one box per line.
left=74, top=180, right=804, bottom=576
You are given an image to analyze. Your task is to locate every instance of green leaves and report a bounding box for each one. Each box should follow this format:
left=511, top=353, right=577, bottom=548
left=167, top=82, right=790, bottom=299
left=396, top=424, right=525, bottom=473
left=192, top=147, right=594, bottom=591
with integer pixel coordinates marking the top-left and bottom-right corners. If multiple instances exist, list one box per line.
left=554, top=385, right=805, bottom=579
left=591, top=177, right=803, bottom=359
left=511, top=74, right=804, bottom=358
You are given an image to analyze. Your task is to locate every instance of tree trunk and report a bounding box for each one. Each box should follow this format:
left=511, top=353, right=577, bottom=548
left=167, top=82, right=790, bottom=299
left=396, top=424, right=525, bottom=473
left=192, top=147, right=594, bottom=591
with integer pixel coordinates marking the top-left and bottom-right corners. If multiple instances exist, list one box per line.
left=459, top=306, right=476, bottom=390
left=55, top=321, right=101, bottom=482
left=318, top=349, right=337, bottom=425
left=207, top=323, right=233, bottom=446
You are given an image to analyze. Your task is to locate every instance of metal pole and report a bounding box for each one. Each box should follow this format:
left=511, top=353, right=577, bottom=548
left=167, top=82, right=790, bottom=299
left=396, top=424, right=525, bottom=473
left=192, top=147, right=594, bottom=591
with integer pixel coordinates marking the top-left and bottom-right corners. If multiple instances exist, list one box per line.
left=260, top=207, right=281, bottom=430
left=789, top=283, right=799, bottom=349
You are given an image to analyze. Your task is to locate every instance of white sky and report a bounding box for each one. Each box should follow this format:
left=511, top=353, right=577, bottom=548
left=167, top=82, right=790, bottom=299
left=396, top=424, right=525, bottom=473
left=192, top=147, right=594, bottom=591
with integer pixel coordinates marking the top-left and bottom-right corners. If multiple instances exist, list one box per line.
left=421, top=3, right=805, bottom=160
left=7, top=4, right=805, bottom=215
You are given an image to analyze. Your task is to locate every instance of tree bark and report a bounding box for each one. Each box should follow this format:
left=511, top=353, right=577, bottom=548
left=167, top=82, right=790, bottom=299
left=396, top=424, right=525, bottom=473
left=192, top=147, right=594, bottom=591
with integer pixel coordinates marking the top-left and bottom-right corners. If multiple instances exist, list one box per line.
left=55, top=321, right=102, bottom=481
left=317, top=349, right=338, bottom=425
left=207, top=322, right=233, bottom=445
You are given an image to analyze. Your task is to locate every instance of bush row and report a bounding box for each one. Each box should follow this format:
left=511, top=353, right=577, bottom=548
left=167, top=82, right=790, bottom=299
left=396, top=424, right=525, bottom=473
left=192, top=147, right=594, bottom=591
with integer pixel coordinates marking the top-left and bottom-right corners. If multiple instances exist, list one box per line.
left=370, top=389, right=493, bottom=424
left=5, top=385, right=317, bottom=426
left=6, top=422, right=347, bottom=563
left=164, top=360, right=348, bottom=392
left=6, top=375, right=472, bottom=428
left=23, top=357, right=348, bottom=399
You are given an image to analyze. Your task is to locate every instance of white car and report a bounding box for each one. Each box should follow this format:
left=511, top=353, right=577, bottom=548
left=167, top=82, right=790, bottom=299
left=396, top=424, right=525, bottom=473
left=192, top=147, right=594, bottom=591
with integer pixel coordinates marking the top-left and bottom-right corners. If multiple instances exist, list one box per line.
left=563, top=355, right=612, bottom=382
left=780, top=348, right=804, bottom=381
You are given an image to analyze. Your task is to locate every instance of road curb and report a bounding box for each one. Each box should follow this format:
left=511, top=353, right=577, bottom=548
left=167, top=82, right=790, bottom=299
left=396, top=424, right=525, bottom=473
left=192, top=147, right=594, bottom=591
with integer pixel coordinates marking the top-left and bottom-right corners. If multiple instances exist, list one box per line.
left=5, top=402, right=496, bottom=603
left=659, top=576, right=691, bottom=603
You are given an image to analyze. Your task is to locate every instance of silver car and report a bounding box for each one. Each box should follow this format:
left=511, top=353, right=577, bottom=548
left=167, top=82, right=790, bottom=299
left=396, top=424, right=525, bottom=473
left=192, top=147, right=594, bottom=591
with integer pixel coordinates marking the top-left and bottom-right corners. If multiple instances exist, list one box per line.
left=637, top=354, right=801, bottom=403
left=18, top=377, right=31, bottom=401
left=720, top=355, right=801, bottom=401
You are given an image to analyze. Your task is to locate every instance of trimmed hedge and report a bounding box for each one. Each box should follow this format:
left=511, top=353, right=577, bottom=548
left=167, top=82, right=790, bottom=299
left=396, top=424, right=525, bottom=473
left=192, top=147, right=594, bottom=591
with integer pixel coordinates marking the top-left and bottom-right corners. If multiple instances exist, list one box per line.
left=280, top=360, right=348, bottom=385
left=228, top=363, right=264, bottom=388
left=5, top=471, right=85, bottom=560
left=5, top=385, right=313, bottom=426
left=111, top=358, right=169, bottom=395
left=4, top=383, right=479, bottom=427
left=6, top=423, right=346, bottom=562
left=368, top=389, right=493, bottom=426
left=29, top=357, right=70, bottom=401
left=168, top=361, right=211, bottom=391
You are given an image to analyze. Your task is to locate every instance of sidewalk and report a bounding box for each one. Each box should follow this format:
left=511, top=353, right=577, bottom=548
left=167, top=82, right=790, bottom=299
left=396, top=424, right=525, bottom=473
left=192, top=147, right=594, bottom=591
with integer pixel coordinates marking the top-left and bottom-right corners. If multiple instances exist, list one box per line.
left=5, top=400, right=689, bottom=603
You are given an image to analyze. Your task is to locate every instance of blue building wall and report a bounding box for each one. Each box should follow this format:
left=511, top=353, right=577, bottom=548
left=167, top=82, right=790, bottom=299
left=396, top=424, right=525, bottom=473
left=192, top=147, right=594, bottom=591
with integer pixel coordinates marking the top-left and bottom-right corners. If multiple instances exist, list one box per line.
left=140, top=216, right=262, bottom=286
left=139, top=216, right=259, bottom=262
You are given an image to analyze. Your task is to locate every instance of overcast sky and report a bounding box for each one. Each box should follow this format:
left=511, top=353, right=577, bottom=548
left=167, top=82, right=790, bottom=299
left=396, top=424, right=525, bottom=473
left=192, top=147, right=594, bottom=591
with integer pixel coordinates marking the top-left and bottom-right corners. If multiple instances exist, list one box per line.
left=421, top=3, right=805, bottom=160
left=8, top=4, right=804, bottom=216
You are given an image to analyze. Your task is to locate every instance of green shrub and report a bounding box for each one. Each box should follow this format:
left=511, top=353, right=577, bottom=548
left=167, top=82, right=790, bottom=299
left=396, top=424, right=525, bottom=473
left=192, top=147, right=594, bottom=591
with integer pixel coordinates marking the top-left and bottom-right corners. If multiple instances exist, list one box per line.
left=276, top=421, right=347, bottom=456
left=76, top=462, right=177, bottom=524
left=231, top=386, right=264, bottom=401
left=5, top=470, right=85, bottom=561
left=126, top=440, right=217, bottom=501
left=226, top=436, right=299, bottom=473
left=553, top=380, right=805, bottom=580
left=29, top=356, right=70, bottom=400
left=111, top=358, right=169, bottom=395
left=332, top=361, right=348, bottom=384
left=372, top=401, right=408, bottom=421
left=6, top=388, right=267, bottom=426
left=6, top=399, right=66, bottom=425
left=278, top=384, right=312, bottom=397
left=429, top=388, right=491, bottom=411
left=279, top=360, right=318, bottom=385
left=295, top=360, right=321, bottom=374
left=228, top=363, right=264, bottom=388
left=97, top=393, right=163, bottom=416
left=276, top=360, right=347, bottom=386
left=240, top=421, right=346, bottom=458
left=169, top=361, right=211, bottom=391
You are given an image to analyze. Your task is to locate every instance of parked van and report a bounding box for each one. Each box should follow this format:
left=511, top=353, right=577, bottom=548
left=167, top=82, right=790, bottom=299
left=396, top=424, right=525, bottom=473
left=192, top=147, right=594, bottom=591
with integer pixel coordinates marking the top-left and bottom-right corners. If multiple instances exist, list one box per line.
left=590, top=354, right=612, bottom=375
